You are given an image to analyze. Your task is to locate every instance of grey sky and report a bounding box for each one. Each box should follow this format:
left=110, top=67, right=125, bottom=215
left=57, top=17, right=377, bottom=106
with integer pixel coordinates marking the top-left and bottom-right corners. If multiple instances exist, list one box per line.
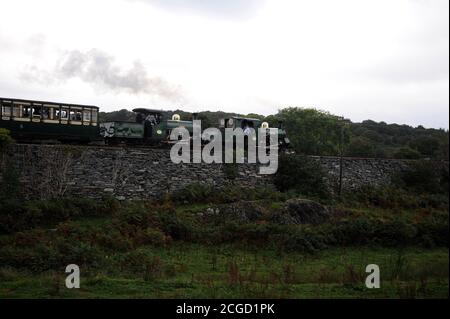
left=0, top=0, right=448, bottom=129
left=132, top=0, right=266, bottom=18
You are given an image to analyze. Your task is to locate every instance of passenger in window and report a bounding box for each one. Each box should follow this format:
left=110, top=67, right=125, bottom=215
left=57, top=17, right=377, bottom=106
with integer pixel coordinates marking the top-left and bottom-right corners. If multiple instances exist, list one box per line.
left=42, top=108, right=49, bottom=119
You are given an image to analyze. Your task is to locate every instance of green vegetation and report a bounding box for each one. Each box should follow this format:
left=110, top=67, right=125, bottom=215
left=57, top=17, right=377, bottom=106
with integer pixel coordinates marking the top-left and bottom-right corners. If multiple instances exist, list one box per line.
left=274, top=155, right=330, bottom=199
left=0, top=128, right=13, bottom=153
left=265, top=108, right=350, bottom=156
left=0, top=177, right=448, bottom=298
left=0, top=246, right=447, bottom=298
left=0, top=122, right=448, bottom=298
left=348, top=120, right=448, bottom=159
left=99, top=107, right=449, bottom=159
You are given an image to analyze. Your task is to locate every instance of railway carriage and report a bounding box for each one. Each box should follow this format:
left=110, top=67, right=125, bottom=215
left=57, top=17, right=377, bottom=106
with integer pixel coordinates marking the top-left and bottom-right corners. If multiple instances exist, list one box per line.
left=0, top=97, right=100, bottom=143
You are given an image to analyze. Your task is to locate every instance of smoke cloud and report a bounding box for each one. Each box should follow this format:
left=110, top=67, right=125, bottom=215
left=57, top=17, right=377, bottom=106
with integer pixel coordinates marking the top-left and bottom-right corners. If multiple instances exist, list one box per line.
left=22, top=49, right=185, bottom=103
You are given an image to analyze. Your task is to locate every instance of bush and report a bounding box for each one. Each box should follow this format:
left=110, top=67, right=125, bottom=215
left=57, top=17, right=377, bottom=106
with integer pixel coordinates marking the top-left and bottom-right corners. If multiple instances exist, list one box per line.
left=0, top=128, right=13, bottom=153
left=0, top=197, right=119, bottom=234
left=0, top=163, right=22, bottom=204
left=223, top=162, right=239, bottom=180
left=393, top=161, right=448, bottom=194
left=274, top=155, right=330, bottom=198
left=134, top=228, right=170, bottom=247
left=394, top=147, right=422, bottom=159
left=118, top=249, right=164, bottom=279
left=171, top=183, right=287, bottom=205
left=0, top=238, right=104, bottom=273
left=342, top=183, right=449, bottom=210
left=171, top=183, right=216, bottom=204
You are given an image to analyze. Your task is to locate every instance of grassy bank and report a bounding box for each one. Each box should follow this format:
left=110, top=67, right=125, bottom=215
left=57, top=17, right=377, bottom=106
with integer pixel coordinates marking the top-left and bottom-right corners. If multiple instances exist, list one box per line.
left=0, top=181, right=448, bottom=299
left=0, top=245, right=448, bottom=298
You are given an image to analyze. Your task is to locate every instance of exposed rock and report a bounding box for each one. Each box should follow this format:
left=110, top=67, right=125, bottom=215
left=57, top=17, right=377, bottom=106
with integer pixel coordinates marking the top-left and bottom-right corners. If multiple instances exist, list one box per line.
left=203, top=201, right=268, bottom=223
left=273, top=198, right=330, bottom=225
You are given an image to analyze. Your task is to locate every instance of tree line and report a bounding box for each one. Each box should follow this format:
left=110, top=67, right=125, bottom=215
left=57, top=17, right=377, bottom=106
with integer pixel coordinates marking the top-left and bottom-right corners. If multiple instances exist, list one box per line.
left=98, top=107, right=449, bottom=160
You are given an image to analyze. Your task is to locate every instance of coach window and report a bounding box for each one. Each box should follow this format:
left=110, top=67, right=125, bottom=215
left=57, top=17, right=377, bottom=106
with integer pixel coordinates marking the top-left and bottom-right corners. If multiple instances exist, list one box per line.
left=32, top=104, right=43, bottom=121
left=12, top=103, right=19, bottom=118
left=1, top=101, right=12, bottom=118
left=58, top=106, right=69, bottom=122
left=42, top=104, right=57, bottom=121
left=92, top=109, right=98, bottom=125
left=23, top=105, right=31, bottom=119
left=68, top=106, right=81, bottom=123
left=83, top=108, right=91, bottom=124
left=11, top=102, right=24, bottom=119
left=42, top=105, right=50, bottom=120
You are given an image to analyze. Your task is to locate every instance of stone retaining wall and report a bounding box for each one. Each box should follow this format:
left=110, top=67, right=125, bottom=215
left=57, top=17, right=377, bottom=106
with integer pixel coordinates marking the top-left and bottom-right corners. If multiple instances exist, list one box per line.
left=0, top=144, right=447, bottom=200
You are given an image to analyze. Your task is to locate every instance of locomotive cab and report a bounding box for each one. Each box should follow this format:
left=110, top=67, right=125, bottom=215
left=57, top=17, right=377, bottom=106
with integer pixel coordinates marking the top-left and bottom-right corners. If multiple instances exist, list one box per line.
left=132, top=108, right=163, bottom=141
left=219, top=116, right=290, bottom=150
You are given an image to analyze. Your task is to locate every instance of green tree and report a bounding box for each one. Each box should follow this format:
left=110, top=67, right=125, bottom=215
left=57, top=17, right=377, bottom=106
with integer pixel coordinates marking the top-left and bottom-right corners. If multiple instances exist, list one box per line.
left=409, top=136, right=441, bottom=158
left=274, top=107, right=350, bottom=156
left=345, top=137, right=376, bottom=157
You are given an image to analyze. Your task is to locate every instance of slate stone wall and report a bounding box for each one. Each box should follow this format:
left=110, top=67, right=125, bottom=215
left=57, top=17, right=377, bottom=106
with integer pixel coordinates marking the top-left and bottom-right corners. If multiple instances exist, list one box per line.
left=1, top=144, right=270, bottom=200
left=1, top=144, right=447, bottom=200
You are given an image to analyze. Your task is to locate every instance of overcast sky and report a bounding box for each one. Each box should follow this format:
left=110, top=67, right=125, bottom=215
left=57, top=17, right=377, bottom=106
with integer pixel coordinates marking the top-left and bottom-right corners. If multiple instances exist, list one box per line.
left=0, top=0, right=448, bottom=128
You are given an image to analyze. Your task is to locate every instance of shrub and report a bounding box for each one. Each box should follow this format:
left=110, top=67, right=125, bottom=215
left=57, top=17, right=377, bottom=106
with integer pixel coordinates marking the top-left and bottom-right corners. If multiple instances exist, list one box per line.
left=274, top=155, right=330, bottom=198
left=134, top=228, right=170, bottom=247
left=0, top=128, right=13, bottom=153
left=394, top=147, right=422, bottom=159
left=171, top=183, right=215, bottom=204
left=157, top=209, right=195, bottom=241
left=94, top=229, right=133, bottom=252
left=118, top=249, right=164, bottom=280
left=55, top=240, right=104, bottom=269
left=0, top=162, right=22, bottom=205
left=0, top=197, right=119, bottom=234
left=223, top=162, right=239, bottom=180
left=342, top=184, right=449, bottom=210
left=393, top=161, right=447, bottom=194
left=171, top=184, right=287, bottom=205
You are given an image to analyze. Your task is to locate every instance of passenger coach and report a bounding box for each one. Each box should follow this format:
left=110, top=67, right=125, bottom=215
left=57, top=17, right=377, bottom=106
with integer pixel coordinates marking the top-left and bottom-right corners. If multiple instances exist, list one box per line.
left=0, top=97, right=100, bottom=143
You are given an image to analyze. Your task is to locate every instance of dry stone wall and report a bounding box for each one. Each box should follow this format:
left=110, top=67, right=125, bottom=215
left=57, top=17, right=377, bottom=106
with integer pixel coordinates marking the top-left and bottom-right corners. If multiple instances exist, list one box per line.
left=1, top=144, right=446, bottom=200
